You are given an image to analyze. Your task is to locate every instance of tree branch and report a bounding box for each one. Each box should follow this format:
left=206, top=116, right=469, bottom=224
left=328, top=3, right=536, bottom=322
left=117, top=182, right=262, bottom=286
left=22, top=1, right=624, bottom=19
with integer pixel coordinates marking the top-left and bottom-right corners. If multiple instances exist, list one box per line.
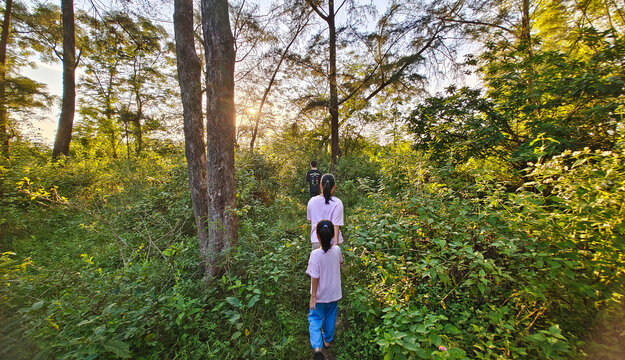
left=440, top=16, right=514, bottom=35
left=305, top=0, right=329, bottom=21
left=363, top=25, right=445, bottom=102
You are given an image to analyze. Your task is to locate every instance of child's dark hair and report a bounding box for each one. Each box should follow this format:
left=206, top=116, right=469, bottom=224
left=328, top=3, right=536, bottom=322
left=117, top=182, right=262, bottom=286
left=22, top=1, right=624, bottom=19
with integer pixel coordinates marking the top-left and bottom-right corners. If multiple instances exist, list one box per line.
left=316, top=220, right=334, bottom=252
left=321, top=173, right=335, bottom=204
left=311, top=160, right=317, bottom=167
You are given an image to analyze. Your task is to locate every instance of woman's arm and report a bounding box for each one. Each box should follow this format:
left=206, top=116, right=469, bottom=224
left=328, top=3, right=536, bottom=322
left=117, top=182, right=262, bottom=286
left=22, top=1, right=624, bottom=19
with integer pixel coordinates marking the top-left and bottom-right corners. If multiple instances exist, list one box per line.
left=310, top=278, right=319, bottom=310
left=334, top=225, right=340, bottom=244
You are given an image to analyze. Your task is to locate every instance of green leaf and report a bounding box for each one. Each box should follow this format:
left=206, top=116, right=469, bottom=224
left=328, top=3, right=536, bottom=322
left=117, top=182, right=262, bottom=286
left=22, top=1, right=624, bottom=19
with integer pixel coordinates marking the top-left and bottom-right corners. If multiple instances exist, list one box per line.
left=103, top=340, right=131, bottom=358
left=31, top=300, right=44, bottom=310
left=429, top=333, right=442, bottom=347
left=226, top=296, right=242, bottom=308
left=229, top=312, right=241, bottom=323
left=548, top=324, right=561, bottom=335
left=77, top=318, right=95, bottom=327
left=247, top=294, right=260, bottom=308
left=444, top=324, right=461, bottom=335
left=401, top=335, right=419, bottom=352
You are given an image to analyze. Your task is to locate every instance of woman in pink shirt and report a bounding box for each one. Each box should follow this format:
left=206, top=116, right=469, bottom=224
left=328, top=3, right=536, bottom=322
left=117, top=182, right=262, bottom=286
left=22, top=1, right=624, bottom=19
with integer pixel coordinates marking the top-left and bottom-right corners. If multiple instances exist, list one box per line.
left=307, top=174, right=344, bottom=250
left=307, top=220, right=343, bottom=359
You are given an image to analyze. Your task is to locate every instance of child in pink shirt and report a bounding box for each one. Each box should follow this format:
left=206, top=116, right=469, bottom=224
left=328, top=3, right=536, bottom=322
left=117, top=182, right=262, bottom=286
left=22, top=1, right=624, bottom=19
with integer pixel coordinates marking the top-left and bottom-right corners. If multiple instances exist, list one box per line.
left=306, top=220, right=343, bottom=359
left=307, top=173, right=343, bottom=250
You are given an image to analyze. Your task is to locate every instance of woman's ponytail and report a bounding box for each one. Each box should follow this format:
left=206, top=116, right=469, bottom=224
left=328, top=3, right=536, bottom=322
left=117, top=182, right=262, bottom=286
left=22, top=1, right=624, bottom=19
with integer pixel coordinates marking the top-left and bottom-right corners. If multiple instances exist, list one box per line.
left=316, top=220, right=334, bottom=252
left=321, top=174, right=335, bottom=204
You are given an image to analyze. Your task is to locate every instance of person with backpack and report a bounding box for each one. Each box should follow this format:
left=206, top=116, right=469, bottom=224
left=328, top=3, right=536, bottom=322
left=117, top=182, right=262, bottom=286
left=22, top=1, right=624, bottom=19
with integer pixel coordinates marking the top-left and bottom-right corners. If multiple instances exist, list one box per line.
left=305, top=161, right=323, bottom=198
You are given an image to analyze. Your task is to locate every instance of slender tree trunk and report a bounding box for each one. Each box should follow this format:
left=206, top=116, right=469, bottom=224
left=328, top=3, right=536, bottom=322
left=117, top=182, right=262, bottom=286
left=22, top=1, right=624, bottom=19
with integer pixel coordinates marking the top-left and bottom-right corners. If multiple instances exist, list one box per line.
left=124, top=121, right=130, bottom=161
left=110, top=129, right=117, bottom=158
left=52, top=0, right=76, bottom=159
left=327, top=0, right=341, bottom=171
left=0, top=0, right=13, bottom=159
left=134, top=101, right=142, bottom=154
left=201, top=0, right=238, bottom=281
left=174, top=0, right=211, bottom=282
left=104, top=82, right=117, bottom=159
left=133, top=117, right=142, bottom=154
left=307, top=0, right=341, bottom=170
left=520, top=0, right=532, bottom=56
left=249, top=18, right=307, bottom=151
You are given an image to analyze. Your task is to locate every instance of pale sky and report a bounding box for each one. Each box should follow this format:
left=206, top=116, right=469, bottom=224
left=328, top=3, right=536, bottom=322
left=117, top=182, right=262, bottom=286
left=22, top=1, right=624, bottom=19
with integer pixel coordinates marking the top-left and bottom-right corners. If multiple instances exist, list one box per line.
left=24, top=0, right=391, bottom=145
left=23, top=0, right=479, bottom=145
left=23, top=63, right=63, bottom=144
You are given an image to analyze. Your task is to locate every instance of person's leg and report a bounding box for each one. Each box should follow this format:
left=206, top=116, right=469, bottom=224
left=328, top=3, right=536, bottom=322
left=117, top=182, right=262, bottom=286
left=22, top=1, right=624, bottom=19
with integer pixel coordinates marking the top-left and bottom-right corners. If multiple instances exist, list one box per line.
left=322, top=301, right=338, bottom=344
left=308, top=303, right=325, bottom=350
left=312, top=242, right=320, bottom=250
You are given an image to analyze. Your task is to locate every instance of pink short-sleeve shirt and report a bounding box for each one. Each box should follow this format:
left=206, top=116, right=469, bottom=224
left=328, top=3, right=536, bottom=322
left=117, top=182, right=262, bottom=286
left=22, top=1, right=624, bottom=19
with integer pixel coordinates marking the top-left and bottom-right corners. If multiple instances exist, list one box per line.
left=306, top=245, right=343, bottom=303
left=307, top=195, right=344, bottom=244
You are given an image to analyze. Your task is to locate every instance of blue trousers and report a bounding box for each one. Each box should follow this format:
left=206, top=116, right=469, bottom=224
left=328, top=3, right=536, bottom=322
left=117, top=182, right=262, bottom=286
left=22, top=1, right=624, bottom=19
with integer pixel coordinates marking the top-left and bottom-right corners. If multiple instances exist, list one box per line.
left=308, top=301, right=338, bottom=349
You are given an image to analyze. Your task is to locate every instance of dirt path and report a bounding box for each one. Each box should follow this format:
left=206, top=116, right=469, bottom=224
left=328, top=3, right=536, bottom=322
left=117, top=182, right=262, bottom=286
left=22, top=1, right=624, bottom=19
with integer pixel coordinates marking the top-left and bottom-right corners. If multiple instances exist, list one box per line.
left=580, top=298, right=625, bottom=359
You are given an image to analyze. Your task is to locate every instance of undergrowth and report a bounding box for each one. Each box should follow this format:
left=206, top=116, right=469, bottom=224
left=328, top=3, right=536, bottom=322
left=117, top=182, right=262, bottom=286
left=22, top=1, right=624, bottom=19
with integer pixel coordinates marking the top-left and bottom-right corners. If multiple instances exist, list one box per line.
left=1, top=140, right=624, bottom=359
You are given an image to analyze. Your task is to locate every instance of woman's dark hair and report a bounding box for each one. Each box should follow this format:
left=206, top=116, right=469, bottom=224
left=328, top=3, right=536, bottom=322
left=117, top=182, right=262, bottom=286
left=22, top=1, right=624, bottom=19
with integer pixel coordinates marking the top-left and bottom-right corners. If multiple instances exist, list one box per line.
left=321, top=173, right=335, bottom=204
left=316, top=220, right=334, bottom=252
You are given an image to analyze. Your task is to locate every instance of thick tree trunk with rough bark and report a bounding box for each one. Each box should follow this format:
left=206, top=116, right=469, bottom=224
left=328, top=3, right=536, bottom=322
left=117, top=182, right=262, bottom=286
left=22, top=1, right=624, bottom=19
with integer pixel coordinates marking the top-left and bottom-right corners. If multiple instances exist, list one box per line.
left=173, top=0, right=211, bottom=282
left=0, top=0, right=13, bottom=159
left=201, top=0, right=238, bottom=281
left=52, top=0, right=76, bottom=159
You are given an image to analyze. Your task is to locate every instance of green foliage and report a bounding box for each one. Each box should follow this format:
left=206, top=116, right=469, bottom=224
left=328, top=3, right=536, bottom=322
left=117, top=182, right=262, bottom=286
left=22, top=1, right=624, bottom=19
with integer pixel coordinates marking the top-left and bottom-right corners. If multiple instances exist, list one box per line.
left=407, top=29, right=625, bottom=167
left=236, top=149, right=281, bottom=209
left=2, top=129, right=624, bottom=359
left=407, top=87, right=505, bottom=163
left=338, top=142, right=624, bottom=359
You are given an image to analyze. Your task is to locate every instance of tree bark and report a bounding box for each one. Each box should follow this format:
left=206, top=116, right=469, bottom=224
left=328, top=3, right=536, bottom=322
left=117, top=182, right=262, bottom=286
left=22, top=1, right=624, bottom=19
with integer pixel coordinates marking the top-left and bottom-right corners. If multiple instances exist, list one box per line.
left=306, top=0, right=341, bottom=170
left=52, top=0, right=76, bottom=159
left=0, top=0, right=13, bottom=159
left=201, top=0, right=238, bottom=281
left=134, top=100, right=143, bottom=154
left=520, top=0, right=532, bottom=56
left=327, top=0, right=341, bottom=171
left=174, top=0, right=211, bottom=282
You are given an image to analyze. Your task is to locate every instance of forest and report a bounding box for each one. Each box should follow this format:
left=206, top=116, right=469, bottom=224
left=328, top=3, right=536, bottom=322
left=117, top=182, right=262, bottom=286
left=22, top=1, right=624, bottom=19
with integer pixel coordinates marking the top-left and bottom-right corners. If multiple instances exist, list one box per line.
left=0, top=0, right=624, bottom=359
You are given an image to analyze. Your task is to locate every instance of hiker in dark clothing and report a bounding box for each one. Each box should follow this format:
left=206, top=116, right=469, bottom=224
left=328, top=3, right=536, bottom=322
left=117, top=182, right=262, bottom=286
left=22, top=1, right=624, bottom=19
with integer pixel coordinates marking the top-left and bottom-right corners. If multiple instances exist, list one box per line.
left=305, top=161, right=323, bottom=198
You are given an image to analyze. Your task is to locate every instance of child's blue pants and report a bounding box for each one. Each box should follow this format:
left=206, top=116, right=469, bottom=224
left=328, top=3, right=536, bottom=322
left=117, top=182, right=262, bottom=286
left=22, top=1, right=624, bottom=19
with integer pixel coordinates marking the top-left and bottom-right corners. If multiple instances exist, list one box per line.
left=308, top=301, right=338, bottom=349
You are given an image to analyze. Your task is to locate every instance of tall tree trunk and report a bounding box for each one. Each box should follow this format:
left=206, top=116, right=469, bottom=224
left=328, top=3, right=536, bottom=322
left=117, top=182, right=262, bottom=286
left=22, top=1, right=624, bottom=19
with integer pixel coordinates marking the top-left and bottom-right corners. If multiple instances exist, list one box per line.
left=327, top=0, right=341, bottom=171
left=307, top=0, right=341, bottom=170
left=520, top=0, right=532, bottom=56
left=124, top=121, right=130, bottom=161
left=104, top=81, right=117, bottom=159
left=52, top=0, right=76, bottom=159
left=110, top=129, right=117, bottom=158
left=133, top=116, right=142, bottom=154
left=0, top=0, right=13, bottom=159
left=134, top=100, right=143, bottom=154
left=173, top=0, right=211, bottom=282
left=201, top=0, right=238, bottom=281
